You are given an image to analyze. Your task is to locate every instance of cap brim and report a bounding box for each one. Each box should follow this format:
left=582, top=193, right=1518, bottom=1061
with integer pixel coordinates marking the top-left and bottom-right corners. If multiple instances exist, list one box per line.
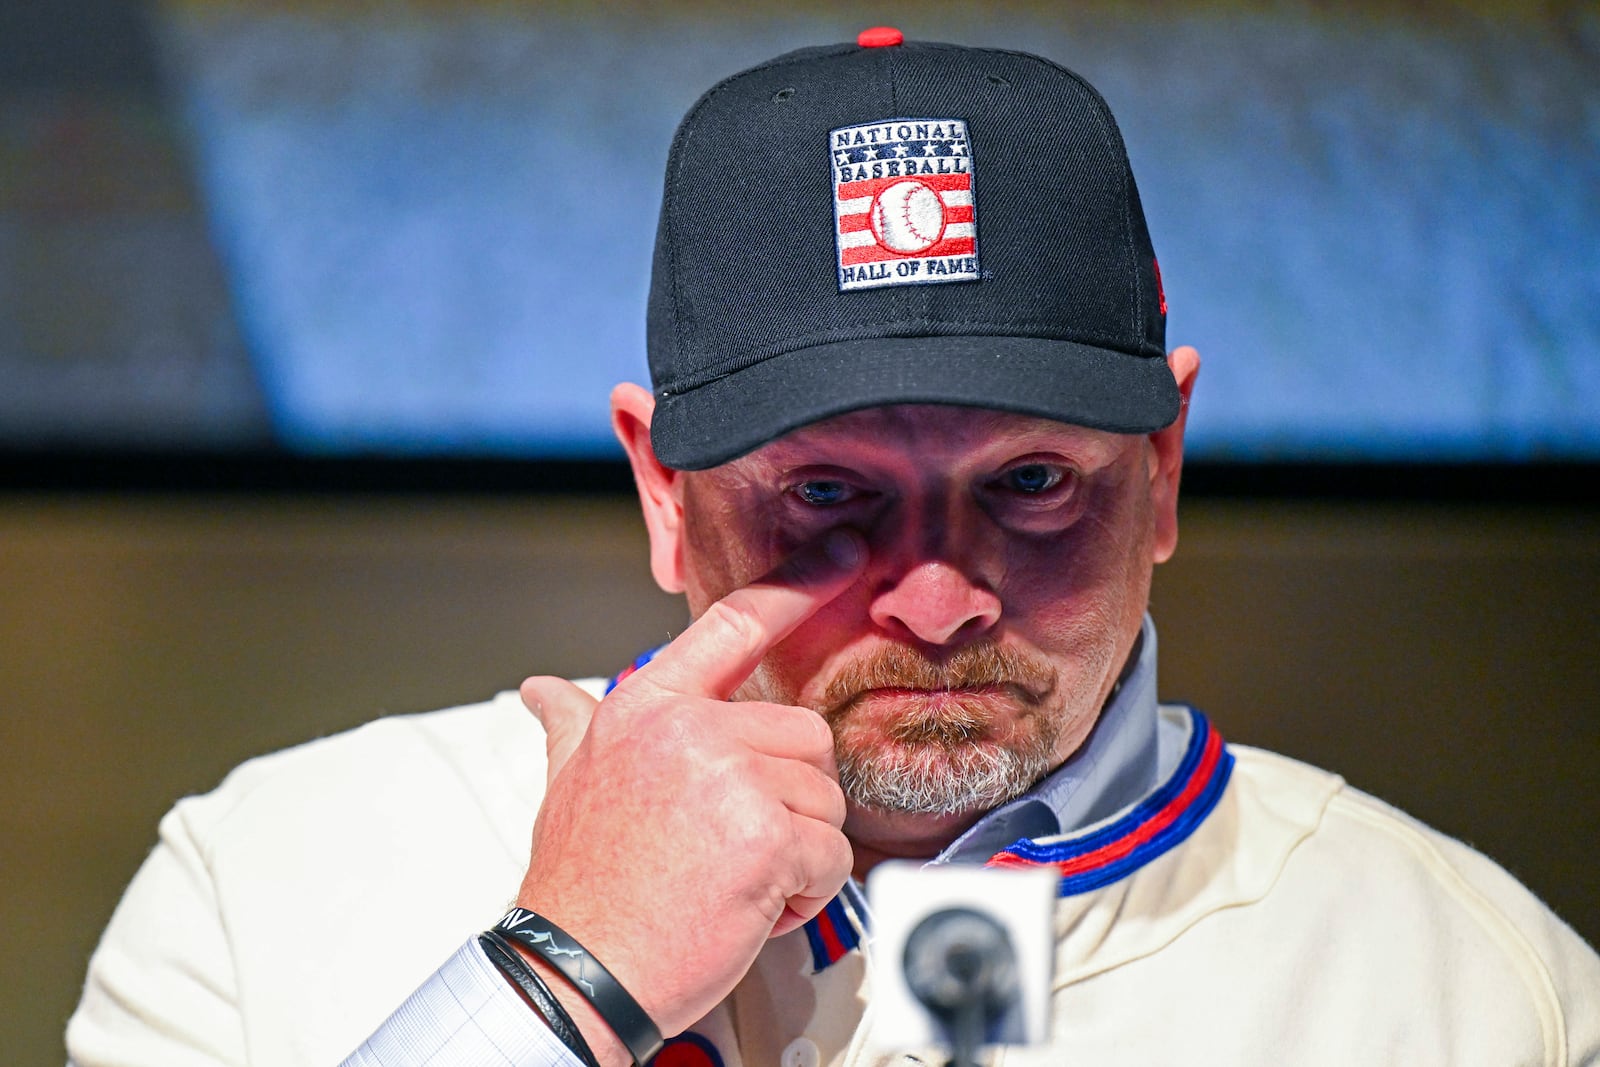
left=650, top=335, right=1181, bottom=470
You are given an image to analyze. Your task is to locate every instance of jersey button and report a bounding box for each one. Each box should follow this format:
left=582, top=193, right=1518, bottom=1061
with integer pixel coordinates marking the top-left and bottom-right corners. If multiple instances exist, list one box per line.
left=781, top=1036, right=821, bottom=1067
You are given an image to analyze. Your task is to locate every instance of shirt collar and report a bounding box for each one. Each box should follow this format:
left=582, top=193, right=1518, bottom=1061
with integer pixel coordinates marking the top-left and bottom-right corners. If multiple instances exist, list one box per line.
left=933, top=615, right=1162, bottom=865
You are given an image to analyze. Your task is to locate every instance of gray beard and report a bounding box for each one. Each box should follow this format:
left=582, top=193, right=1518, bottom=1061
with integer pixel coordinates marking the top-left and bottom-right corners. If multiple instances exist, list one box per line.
left=813, top=643, right=1066, bottom=817
left=834, top=728, right=1057, bottom=817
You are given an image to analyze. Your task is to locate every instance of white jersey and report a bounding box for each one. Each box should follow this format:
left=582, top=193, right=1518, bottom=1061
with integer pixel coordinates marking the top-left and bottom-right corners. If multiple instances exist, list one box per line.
left=68, top=687, right=1599, bottom=1066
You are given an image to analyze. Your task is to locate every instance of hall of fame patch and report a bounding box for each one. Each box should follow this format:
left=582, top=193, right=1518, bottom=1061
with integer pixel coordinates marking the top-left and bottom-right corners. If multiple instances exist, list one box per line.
left=831, top=117, right=979, bottom=291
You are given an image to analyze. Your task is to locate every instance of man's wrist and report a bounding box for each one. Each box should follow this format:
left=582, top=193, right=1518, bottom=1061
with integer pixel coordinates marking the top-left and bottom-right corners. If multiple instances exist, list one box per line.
left=477, top=932, right=601, bottom=1067
left=504, top=940, right=636, bottom=1067
left=494, top=908, right=663, bottom=1066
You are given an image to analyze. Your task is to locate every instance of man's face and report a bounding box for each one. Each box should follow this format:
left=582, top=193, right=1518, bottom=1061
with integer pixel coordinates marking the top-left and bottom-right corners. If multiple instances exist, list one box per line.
left=669, top=403, right=1176, bottom=825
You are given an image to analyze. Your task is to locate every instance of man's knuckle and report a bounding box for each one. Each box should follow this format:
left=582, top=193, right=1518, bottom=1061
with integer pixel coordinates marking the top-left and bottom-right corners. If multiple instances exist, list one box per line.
left=727, top=807, right=783, bottom=862
left=612, top=698, right=693, bottom=755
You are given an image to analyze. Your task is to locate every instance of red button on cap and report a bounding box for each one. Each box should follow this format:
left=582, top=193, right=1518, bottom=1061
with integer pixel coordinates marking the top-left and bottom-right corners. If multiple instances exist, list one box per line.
left=857, top=26, right=904, bottom=48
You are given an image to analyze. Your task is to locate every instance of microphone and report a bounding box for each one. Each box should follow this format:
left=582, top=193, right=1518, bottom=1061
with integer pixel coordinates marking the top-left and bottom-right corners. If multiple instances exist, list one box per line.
left=902, top=908, right=1020, bottom=1067
left=865, top=861, right=1056, bottom=1063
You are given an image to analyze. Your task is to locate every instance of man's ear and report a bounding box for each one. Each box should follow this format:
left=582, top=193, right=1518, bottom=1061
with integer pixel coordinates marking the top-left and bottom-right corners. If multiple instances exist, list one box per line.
left=1148, top=345, right=1200, bottom=564
left=610, top=382, right=687, bottom=593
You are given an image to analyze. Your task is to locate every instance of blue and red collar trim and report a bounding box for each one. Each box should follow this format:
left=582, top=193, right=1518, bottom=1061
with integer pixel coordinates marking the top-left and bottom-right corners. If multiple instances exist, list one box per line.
left=987, top=706, right=1232, bottom=895
left=794, top=708, right=1232, bottom=969
left=803, top=892, right=863, bottom=972
left=604, top=647, right=659, bottom=694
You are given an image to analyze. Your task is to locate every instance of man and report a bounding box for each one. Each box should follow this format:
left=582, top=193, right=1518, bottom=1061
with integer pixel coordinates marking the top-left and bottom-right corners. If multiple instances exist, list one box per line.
left=68, top=29, right=1598, bottom=1067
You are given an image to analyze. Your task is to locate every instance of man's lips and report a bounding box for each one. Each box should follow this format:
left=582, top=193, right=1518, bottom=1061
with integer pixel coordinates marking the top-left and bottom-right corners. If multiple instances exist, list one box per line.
left=835, top=683, right=1031, bottom=714
left=861, top=684, right=1010, bottom=698
left=817, top=642, right=1060, bottom=720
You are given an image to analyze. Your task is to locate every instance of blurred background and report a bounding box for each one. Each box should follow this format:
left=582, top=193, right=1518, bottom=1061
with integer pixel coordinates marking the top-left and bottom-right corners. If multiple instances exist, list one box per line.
left=3, top=0, right=1597, bottom=1062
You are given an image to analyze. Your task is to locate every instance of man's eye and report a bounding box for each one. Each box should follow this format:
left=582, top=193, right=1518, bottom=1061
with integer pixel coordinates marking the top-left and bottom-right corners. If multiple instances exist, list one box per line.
left=1000, top=463, right=1064, bottom=494
left=793, top=480, right=852, bottom=506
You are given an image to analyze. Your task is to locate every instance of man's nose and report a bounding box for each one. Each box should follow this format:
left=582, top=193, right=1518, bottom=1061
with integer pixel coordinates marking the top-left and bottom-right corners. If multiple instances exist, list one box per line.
left=867, top=558, right=1002, bottom=646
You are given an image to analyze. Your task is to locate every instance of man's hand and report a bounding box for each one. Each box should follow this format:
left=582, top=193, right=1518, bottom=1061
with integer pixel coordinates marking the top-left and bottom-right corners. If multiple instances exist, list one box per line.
left=515, top=528, right=865, bottom=1054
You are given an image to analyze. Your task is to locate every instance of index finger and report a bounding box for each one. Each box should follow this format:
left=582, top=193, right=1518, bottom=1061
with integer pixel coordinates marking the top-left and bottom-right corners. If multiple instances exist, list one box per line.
left=632, top=527, right=864, bottom=700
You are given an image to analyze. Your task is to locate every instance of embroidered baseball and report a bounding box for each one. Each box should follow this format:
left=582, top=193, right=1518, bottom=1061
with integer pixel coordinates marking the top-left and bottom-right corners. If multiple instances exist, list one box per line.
left=870, top=180, right=945, bottom=253
left=832, top=117, right=979, bottom=291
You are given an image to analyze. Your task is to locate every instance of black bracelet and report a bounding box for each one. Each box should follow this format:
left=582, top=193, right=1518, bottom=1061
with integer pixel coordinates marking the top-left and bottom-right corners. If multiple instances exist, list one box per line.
left=495, top=907, right=664, bottom=1066
left=477, top=932, right=602, bottom=1067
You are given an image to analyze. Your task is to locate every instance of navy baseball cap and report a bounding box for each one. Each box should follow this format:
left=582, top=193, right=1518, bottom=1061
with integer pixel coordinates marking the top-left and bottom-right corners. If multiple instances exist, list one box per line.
left=646, top=28, right=1177, bottom=471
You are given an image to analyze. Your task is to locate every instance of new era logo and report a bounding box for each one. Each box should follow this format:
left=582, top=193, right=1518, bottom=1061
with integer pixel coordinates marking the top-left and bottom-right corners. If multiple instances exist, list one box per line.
left=831, top=118, right=979, bottom=291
